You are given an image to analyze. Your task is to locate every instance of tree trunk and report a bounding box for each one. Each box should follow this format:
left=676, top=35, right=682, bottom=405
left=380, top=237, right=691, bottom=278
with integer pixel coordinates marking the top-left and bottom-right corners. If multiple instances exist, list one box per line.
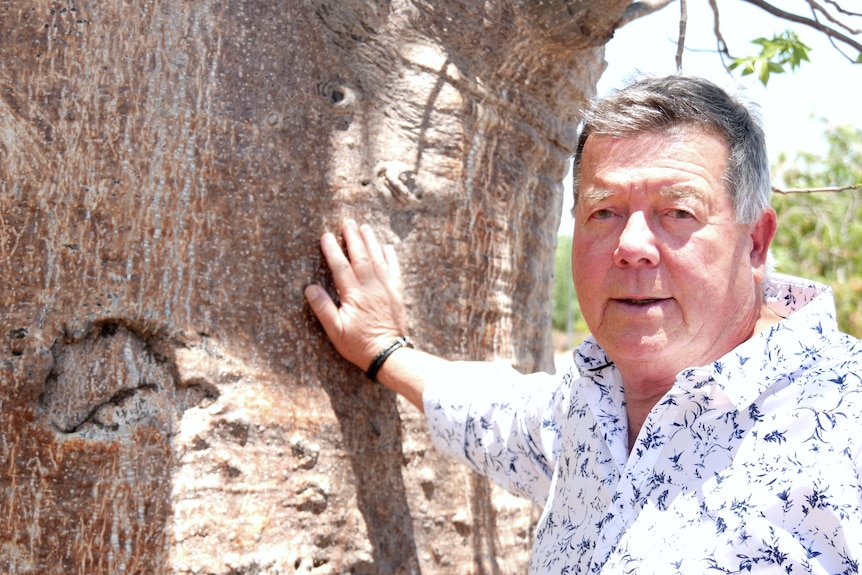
left=0, top=1, right=625, bottom=573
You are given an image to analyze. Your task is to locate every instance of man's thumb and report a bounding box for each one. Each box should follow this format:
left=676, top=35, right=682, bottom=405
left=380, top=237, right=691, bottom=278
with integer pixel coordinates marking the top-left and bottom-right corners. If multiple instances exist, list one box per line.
left=304, top=284, right=329, bottom=314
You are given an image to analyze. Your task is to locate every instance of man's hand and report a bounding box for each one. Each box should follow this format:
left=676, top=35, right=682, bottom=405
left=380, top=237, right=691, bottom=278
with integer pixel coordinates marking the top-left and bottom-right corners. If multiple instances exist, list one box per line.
left=304, top=219, right=409, bottom=373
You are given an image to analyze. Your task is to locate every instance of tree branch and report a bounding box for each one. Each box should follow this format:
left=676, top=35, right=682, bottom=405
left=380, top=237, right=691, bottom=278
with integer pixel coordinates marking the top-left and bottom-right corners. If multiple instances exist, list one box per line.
left=676, top=0, right=688, bottom=71
left=739, top=0, right=862, bottom=57
left=772, top=183, right=862, bottom=194
left=617, top=0, right=676, bottom=28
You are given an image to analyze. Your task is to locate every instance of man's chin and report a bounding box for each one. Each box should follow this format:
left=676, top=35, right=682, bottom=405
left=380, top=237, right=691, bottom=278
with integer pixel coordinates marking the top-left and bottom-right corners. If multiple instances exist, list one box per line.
left=598, top=332, right=674, bottom=363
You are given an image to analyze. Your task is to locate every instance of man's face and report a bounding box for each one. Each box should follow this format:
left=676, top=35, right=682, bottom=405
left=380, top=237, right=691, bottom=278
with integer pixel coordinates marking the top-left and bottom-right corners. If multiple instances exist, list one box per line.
left=572, top=128, right=774, bottom=376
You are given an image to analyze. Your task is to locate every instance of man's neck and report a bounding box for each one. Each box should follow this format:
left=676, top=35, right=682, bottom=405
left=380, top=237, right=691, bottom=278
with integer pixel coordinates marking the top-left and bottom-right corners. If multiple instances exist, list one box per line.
left=619, top=301, right=785, bottom=454
left=620, top=372, right=674, bottom=454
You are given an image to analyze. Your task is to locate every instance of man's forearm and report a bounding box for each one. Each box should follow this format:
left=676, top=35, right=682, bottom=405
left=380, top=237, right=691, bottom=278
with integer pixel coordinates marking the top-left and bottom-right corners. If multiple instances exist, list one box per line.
left=373, top=346, right=455, bottom=413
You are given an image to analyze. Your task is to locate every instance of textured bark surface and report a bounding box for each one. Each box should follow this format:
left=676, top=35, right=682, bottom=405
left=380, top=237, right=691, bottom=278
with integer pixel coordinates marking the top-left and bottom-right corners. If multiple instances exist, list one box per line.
left=0, top=0, right=625, bottom=573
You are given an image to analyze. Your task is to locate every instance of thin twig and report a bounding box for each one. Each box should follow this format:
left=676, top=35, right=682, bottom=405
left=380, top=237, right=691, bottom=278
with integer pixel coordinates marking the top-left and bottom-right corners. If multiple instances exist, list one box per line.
left=822, top=0, right=862, bottom=18
left=807, top=0, right=861, bottom=34
left=708, top=0, right=732, bottom=67
left=772, top=183, right=862, bottom=194
left=676, top=0, right=688, bottom=72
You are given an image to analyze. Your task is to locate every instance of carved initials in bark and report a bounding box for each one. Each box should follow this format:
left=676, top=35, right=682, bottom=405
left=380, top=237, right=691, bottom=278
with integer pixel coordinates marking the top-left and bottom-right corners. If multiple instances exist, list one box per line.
left=39, top=321, right=218, bottom=437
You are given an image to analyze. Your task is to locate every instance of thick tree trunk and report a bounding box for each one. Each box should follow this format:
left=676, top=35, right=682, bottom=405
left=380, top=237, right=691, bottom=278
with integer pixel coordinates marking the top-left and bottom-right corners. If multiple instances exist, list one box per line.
left=0, top=1, right=625, bottom=573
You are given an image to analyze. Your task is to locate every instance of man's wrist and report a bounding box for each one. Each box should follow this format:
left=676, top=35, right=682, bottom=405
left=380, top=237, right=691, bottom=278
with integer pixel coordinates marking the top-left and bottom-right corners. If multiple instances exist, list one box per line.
left=366, top=336, right=414, bottom=383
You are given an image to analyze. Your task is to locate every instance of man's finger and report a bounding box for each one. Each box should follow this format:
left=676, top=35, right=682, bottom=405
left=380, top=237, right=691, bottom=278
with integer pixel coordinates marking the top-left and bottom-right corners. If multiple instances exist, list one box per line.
left=320, top=231, right=359, bottom=294
left=341, top=219, right=378, bottom=284
left=359, top=223, right=390, bottom=282
left=304, top=284, right=343, bottom=341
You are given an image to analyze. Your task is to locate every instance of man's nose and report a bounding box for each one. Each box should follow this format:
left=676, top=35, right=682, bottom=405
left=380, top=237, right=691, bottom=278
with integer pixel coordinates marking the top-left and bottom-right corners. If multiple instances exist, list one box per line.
left=613, top=212, right=659, bottom=268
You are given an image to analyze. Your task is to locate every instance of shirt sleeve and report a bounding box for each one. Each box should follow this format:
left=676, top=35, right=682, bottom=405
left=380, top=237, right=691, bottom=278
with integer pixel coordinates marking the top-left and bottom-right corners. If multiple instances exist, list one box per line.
left=422, top=360, right=565, bottom=505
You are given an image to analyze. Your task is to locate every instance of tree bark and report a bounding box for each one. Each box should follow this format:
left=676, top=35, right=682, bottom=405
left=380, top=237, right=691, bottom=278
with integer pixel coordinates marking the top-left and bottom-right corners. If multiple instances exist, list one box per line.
left=0, top=0, right=625, bottom=572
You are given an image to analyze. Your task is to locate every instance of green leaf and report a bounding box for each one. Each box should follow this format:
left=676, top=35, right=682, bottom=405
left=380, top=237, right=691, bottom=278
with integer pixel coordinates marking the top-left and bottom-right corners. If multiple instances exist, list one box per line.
left=731, top=30, right=813, bottom=86
left=758, top=63, right=770, bottom=85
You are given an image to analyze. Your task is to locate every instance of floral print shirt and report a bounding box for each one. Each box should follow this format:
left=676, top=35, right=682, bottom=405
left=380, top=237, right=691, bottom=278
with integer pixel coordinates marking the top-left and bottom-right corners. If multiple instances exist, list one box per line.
left=424, top=274, right=862, bottom=574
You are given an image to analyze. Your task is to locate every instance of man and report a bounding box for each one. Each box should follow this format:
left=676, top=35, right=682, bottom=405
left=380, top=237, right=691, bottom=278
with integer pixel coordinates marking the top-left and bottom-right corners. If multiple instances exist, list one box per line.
left=304, top=76, right=862, bottom=573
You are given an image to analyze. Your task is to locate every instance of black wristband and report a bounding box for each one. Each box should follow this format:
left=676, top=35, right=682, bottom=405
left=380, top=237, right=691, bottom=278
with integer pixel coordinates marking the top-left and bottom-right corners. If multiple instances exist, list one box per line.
left=366, top=336, right=414, bottom=383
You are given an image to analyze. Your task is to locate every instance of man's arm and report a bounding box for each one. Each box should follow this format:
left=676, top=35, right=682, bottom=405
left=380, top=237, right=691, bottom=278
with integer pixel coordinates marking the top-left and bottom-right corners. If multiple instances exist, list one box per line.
left=305, top=220, right=560, bottom=501
left=304, top=219, right=451, bottom=412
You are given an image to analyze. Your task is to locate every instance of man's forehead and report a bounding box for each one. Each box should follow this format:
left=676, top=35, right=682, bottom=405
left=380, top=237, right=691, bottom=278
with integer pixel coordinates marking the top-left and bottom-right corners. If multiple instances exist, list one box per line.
left=577, top=129, right=730, bottom=201
left=583, top=126, right=728, bottom=151
left=580, top=128, right=729, bottom=173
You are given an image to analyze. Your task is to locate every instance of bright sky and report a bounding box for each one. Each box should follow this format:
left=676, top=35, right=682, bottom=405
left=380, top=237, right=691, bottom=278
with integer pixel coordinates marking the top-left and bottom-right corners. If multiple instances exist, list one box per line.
left=559, top=0, right=860, bottom=233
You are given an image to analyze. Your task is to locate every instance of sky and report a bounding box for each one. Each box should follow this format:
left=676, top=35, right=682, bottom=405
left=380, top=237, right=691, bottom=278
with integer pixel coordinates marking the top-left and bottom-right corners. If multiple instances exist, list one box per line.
left=559, top=0, right=860, bottom=233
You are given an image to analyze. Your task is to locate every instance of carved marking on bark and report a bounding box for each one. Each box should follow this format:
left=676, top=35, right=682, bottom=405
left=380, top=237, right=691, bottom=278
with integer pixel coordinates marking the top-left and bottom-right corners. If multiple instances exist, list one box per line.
left=38, top=320, right=218, bottom=439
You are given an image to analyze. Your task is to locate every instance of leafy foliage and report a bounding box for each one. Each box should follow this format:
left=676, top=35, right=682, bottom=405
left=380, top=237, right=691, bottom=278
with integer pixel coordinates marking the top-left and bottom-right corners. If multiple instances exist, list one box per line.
left=771, top=121, right=862, bottom=337
left=730, top=30, right=811, bottom=85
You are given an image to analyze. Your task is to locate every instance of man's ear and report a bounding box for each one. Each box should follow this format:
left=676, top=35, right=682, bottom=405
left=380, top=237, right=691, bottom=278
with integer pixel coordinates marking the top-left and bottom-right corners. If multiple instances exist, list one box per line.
left=750, top=207, right=777, bottom=282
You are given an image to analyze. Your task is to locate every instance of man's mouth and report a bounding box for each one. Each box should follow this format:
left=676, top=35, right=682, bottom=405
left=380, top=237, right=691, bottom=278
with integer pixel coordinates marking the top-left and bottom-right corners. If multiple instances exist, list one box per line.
left=617, top=298, right=665, bottom=305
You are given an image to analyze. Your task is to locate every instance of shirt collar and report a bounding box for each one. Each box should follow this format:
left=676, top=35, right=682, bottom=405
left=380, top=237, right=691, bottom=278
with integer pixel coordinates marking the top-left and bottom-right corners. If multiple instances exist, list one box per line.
left=706, top=274, right=837, bottom=408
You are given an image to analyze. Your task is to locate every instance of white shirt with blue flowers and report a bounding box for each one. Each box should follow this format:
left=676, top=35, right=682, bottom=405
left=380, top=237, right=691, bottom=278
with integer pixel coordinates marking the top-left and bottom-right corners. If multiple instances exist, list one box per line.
left=424, top=274, right=862, bottom=574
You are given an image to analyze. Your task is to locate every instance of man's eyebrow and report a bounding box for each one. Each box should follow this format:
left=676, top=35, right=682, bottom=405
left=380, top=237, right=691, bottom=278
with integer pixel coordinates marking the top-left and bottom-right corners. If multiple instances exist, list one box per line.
left=660, top=186, right=705, bottom=201
left=579, top=186, right=705, bottom=203
left=579, top=188, right=615, bottom=203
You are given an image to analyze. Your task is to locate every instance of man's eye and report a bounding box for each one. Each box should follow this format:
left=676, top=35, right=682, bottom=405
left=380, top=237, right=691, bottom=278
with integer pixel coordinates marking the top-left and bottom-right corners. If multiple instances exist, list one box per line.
left=591, top=208, right=615, bottom=220
left=668, top=209, right=694, bottom=219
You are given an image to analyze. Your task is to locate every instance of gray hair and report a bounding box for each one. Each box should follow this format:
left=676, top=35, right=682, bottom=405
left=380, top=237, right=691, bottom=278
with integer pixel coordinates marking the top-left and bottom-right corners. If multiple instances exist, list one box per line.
left=572, top=75, right=771, bottom=224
